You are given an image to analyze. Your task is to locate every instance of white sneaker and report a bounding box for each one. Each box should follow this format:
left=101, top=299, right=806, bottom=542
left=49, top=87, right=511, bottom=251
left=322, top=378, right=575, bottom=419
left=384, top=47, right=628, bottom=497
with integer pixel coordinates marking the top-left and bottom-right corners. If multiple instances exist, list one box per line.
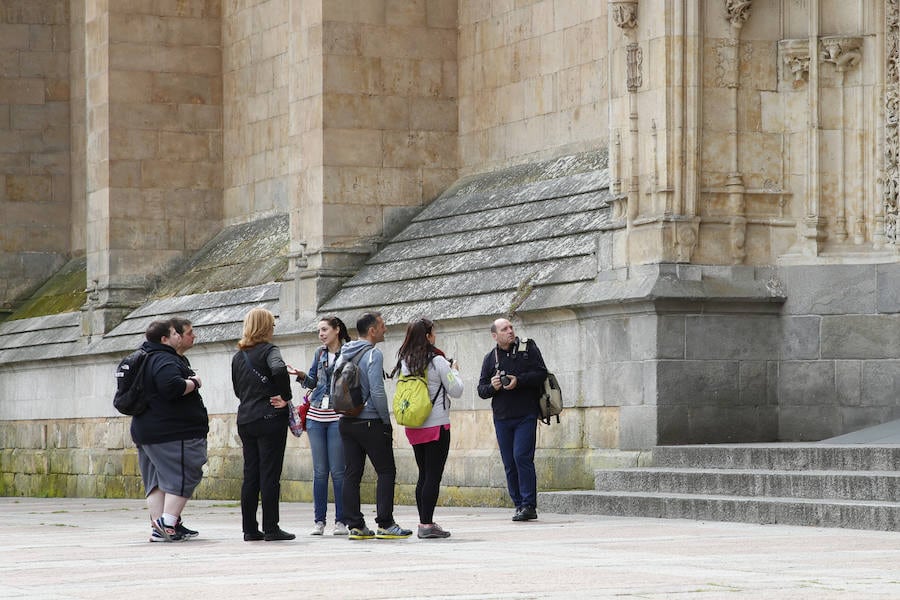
left=333, top=522, right=348, bottom=536
left=310, top=521, right=325, bottom=536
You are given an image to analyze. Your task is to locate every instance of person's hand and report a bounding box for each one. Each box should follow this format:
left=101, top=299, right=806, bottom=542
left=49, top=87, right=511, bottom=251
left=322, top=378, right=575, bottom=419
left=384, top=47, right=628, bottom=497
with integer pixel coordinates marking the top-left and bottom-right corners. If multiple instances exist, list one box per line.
left=270, top=395, right=288, bottom=409
left=503, top=374, right=518, bottom=390
left=491, top=373, right=502, bottom=390
left=451, top=358, right=460, bottom=371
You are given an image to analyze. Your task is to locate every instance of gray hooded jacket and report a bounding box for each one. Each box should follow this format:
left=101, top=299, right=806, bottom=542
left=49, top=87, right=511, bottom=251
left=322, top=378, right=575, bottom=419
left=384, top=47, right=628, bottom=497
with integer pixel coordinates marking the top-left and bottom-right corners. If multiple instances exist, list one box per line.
left=335, top=339, right=389, bottom=424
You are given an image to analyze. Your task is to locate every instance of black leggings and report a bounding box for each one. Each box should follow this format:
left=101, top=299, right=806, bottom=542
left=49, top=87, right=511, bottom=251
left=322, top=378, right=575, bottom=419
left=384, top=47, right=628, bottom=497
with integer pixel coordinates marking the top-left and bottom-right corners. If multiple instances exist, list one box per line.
left=412, top=426, right=450, bottom=524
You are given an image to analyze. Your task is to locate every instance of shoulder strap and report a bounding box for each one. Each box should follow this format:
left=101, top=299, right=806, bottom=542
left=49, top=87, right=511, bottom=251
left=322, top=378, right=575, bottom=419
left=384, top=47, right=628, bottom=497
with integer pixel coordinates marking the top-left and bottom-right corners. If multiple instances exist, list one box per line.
left=241, top=350, right=270, bottom=384
left=344, top=344, right=373, bottom=369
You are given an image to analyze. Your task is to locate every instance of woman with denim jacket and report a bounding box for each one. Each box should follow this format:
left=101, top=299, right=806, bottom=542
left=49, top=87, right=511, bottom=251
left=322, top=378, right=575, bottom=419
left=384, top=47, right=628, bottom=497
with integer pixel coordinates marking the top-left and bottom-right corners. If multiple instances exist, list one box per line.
left=287, top=316, right=351, bottom=536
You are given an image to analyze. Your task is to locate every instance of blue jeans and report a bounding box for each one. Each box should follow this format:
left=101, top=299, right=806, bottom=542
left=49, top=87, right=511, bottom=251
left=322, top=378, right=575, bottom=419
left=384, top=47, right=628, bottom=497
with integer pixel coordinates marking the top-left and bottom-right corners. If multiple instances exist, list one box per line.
left=306, top=419, right=345, bottom=524
left=493, top=415, right=538, bottom=509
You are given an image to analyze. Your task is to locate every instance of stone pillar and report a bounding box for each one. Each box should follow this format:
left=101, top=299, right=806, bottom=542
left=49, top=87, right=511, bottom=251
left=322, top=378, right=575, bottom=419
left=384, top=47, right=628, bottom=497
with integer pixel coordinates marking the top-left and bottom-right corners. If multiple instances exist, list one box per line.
left=281, top=0, right=459, bottom=322
left=0, top=0, right=71, bottom=316
left=80, top=1, right=223, bottom=335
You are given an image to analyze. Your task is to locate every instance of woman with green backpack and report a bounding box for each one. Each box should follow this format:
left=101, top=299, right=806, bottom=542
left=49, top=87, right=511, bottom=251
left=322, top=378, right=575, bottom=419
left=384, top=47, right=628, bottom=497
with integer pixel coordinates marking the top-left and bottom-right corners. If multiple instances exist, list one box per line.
left=392, top=318, right=463, bottom=539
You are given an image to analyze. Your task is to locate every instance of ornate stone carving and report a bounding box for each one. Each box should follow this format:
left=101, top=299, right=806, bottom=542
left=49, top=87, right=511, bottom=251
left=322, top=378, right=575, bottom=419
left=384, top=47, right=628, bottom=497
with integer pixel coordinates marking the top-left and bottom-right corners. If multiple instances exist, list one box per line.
left=778, top=39, right=810, bottom=83
left=885, top=0, right=899, bottom=244
left=714, top=38, right=739, bottom=88
left=820, top=36, right=862, bottom=72
left=726, top=0, right=752, bottom=30
left=610, top=0, right=638, bottom=31
left=626, top=42, right=642, bottom=92
left=674, top=221, right=699, bottom=263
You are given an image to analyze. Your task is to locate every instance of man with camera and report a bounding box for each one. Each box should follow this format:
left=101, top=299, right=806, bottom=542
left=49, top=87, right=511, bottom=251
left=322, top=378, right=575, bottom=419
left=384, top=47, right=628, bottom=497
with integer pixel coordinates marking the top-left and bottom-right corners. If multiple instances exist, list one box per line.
left=477, top=317, right=548, bottom=522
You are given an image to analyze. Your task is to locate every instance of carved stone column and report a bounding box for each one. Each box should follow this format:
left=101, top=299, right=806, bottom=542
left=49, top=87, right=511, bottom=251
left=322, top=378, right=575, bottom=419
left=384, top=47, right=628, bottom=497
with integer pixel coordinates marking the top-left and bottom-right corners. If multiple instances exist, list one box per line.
left=881, top=0, right=900, bottom=247
left=611, top=0, right=641, bottom=228
left=724, top=0, right=752, bottom=264
left=820, top=36, right=863, bottom=243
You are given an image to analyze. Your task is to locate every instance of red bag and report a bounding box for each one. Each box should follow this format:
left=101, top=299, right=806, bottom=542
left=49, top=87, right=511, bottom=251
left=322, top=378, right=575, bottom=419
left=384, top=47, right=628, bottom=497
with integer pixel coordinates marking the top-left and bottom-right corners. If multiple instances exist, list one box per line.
left=297, top=393, right=311, bottom=431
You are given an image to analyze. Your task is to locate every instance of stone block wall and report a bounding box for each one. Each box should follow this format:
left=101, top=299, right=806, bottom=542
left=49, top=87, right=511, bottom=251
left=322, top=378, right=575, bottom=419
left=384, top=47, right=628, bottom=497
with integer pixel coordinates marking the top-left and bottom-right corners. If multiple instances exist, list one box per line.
left=79, top=0, right=223, bottom=325
left=777, top=264, right=900, bottom=440
left=222, top=0, right=291, bottom=225
left=0, top=0, right=70, bottom=315
left=458, top=0, right=608, bottom=175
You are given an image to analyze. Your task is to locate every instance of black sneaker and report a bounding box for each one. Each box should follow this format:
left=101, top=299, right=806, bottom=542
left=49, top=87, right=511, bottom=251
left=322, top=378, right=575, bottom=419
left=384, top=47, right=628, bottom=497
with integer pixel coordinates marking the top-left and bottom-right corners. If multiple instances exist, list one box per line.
left=151, top=517, right=184, bottom=541
left=175, top=518, right=198, bottom=539
left=512, top=506, right=538, bottom=521
left=244, top=530, right=265, bottom=541
left=264, top=528, right=296, bottom=541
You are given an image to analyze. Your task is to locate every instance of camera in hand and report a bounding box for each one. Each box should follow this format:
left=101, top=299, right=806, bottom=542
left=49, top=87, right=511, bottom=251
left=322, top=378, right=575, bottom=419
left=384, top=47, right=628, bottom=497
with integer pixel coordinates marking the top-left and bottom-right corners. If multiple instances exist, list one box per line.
left=499, top=371, right=511, bottom=386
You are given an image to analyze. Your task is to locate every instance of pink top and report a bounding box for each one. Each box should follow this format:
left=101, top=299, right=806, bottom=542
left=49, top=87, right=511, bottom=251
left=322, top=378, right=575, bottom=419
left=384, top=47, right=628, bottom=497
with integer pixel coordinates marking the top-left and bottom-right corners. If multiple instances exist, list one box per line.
left=405, top=423, right=450, bottom=446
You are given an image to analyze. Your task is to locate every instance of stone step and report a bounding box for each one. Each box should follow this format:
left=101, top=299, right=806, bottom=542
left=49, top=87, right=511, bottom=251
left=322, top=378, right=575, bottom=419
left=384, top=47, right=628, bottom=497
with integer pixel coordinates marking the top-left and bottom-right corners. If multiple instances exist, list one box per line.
left=595, top=468, right=900, bottom=502
left=537, top=490, right=900, bottom=531
left=653, top=444, right=900, bottom=471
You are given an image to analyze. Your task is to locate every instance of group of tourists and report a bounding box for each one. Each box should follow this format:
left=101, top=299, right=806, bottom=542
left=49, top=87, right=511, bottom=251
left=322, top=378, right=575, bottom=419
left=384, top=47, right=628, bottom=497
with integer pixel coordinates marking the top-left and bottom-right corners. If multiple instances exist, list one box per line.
left=129, top=309, right=549, bottom=543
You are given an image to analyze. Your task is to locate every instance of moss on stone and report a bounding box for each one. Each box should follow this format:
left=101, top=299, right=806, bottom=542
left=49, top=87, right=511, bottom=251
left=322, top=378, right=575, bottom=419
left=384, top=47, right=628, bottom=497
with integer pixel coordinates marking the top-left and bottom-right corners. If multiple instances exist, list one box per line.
left=6, top=258, right=87, bottom=321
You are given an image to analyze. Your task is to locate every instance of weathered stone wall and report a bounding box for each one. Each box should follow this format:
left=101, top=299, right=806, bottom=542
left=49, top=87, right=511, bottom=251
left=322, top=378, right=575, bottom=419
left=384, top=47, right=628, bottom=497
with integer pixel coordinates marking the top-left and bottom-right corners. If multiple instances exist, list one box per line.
left=457, top=1, right=608, bottom=175
left=0, top=0, right=71, bottom=315
left=222, top=0, right=290, bottom=225
left=82, top=0, right=223, bottom=322
left=777, top=264, right=900, bottom=440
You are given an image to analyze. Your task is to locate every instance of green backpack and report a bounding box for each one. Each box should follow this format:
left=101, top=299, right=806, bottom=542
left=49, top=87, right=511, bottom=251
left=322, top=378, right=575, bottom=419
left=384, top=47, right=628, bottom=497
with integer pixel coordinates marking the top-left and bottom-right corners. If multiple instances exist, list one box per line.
left=393, top=369, right=444, bottom=427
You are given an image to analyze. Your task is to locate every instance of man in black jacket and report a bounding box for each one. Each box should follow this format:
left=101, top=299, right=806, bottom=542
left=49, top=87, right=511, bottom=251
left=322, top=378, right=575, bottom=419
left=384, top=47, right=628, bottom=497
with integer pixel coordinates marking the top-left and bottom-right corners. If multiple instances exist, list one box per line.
left=132, top=319, right=208, bottom=542
left=477, top=318, right=548, bottom=522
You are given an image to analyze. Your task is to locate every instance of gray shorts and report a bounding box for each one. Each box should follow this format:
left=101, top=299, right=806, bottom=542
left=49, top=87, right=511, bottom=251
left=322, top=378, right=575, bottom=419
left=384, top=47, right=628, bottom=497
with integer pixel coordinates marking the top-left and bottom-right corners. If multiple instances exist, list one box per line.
left=138, top=438, right=208, bottom=498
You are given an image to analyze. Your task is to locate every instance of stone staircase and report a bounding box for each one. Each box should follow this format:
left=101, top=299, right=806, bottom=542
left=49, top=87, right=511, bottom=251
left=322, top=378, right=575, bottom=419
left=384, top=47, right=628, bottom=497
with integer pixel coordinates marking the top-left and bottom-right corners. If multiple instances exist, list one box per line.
left=538, top=444, right=900, bottom=531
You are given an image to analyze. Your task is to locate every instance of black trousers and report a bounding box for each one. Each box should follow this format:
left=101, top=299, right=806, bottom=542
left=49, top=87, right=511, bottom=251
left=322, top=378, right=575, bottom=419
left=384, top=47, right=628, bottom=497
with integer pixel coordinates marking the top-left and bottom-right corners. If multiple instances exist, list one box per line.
left=238, top=415, right=288, bottom=534
left=340, top=418, right=396, bottom=530
left=412, top=426, right=450, bottom=524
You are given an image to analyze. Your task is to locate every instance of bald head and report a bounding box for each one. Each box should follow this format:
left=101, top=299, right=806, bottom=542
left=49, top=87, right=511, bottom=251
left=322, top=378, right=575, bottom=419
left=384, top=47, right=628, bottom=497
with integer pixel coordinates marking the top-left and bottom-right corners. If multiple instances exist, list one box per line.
left=491, top=318, right=516, bottom=350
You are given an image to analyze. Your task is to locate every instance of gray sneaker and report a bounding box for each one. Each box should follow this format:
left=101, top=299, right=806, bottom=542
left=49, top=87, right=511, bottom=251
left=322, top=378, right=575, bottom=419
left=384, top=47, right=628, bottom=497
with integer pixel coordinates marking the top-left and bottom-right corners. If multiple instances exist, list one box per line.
left=376, top=523, right=412, bottom=539
left=348, top=526, right=375, bottom=540
left=333, top=522, right=349, bottom=536
left=417, top=523, right=451, bottom=539
left=310, top=521, right=325, bottom=536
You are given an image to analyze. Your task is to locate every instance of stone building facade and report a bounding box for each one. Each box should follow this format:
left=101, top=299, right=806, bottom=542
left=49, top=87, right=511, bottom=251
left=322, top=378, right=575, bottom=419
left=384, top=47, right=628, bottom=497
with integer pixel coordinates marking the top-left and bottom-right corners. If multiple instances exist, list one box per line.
left=1, top=0, right=899, bottom=502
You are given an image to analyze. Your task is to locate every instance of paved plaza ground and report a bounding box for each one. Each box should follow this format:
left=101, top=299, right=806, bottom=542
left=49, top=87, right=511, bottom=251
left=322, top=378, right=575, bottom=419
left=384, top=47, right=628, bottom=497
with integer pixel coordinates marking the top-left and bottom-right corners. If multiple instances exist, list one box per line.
left=1, top=497, right=900, bottom=599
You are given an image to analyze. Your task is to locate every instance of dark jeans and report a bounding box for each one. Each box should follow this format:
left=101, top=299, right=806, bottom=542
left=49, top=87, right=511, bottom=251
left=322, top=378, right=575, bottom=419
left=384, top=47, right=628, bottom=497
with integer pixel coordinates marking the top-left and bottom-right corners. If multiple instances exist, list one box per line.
left=340, top=418, right=396, bottom=529
left=238, top=415, right=288, bottom=534
left=412, top=426, right=450, bottom=524
left=493, top=414, right=538, bottom=509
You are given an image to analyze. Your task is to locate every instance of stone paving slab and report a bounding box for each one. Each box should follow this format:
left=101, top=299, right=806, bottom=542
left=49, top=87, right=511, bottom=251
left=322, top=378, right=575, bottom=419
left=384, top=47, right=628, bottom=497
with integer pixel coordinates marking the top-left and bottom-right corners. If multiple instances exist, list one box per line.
left=2, top=498, right=900, bottom=599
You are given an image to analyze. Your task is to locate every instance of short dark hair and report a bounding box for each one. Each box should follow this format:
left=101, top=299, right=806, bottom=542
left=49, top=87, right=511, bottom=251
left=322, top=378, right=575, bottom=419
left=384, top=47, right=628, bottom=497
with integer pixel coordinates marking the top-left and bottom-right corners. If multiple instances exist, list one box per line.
left=356, top=311, right=382, bottom=337
left=145, top=320, right=173, bottom=344
left=171, top=317, right=192, bottom=335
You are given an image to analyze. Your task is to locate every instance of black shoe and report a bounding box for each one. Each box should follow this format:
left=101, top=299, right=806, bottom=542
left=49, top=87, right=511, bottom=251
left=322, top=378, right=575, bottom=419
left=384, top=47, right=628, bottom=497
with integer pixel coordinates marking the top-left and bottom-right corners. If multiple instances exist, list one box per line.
left=264, top=528, right=296, bottom=541
left=175, top=518, right=198, bottom=540
left=512, top=506, right=538, bottom=521
left=244, top=530, right=265, bottom=541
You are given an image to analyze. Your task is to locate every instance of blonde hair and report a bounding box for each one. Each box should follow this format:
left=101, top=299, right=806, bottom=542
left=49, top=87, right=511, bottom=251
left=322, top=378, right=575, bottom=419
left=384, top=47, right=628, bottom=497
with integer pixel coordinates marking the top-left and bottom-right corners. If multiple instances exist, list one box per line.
left=237, top=307, right=275, bottom=349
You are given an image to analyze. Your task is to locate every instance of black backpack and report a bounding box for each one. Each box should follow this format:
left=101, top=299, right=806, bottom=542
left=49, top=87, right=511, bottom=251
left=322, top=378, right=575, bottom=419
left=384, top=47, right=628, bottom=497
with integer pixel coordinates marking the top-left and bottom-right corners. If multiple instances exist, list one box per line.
left=331, top=345, right=372, bottom=417
left=113, top=349, right=150, bottom=416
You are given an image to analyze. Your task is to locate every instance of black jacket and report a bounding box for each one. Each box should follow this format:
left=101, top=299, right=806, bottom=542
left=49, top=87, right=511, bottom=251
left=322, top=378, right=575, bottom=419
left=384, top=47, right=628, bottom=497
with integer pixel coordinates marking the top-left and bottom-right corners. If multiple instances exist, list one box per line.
left=477, top=338, right=548, bottom=420
left=231, top=342, right=293, bottom=426
left=130, top=341, right=209, bottom=445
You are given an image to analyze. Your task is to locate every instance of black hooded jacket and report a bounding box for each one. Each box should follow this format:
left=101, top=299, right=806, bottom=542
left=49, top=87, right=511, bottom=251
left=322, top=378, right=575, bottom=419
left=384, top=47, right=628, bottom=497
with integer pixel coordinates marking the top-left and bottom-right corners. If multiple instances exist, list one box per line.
left=130, top=341, right=209, bottom=445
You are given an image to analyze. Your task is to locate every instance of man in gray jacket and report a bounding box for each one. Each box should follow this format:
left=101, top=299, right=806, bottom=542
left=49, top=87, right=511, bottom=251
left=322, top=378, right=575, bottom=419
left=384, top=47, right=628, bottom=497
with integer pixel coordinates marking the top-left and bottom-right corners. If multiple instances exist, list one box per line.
left=338, top=311, right=412, bottom=540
